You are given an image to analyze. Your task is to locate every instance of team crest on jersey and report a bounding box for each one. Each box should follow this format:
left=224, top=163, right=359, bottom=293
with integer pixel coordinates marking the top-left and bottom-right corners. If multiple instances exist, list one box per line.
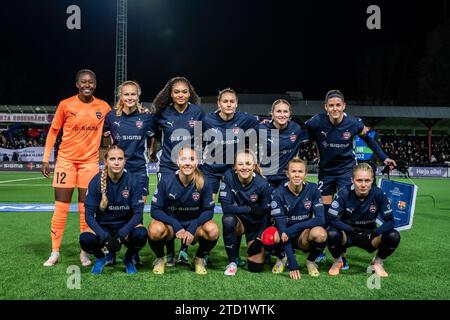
left=232, top=126, right=240, bottom=134
left=342, top=131, right=351, bottom=140
left=122, top=190, right=129, bottom=198
left=220, top=182, right=226, bottom=190
left=189, top=119, right=196, bottom=128
left=369, top=205, right=377, bottom=213
left=304, top=200, right=312, bottom=209
left=96, top=111, right=102, bottom=119
left=136, top=120, right=143, bottom=129
left=250, top=194, right=258, bottom=202
left=290, top=133, right=297, bottom=142
left=271, top=201, right=278, bottom=209
left=192, top=192, right=200, bottom=201
left=331, top=200, right=339, bottom=209
left=398, top=201, right=406, bottom=210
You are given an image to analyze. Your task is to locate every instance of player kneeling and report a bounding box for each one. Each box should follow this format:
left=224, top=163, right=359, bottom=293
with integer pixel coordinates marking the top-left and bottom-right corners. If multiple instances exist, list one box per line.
left=148, top=147, right=219, bottom=275
left=268, top=157, right=327, bottom=280
left=327, top=163, right=401, bottom=277
left=219, top=149, right=273, bottom=276
left=80, top=146, right=147, bottom=275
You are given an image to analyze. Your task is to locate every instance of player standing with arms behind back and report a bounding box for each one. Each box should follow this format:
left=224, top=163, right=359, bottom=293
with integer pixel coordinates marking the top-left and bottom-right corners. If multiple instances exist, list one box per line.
left=41, top=69, right=111, bottom=267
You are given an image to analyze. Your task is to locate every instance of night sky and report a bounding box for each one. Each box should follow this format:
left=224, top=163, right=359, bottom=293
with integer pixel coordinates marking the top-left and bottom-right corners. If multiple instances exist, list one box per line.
left=0, top=0, right=448, bottom=105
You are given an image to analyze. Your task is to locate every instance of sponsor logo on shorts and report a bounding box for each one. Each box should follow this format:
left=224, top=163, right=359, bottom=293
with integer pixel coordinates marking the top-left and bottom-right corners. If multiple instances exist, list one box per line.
left=192, top=192, right=200, bottom=201
left=136, top=120, right=143, bottom=129
left=122, top=190, right=129, bottom=198
left=250, top=194, right=258, bottom=202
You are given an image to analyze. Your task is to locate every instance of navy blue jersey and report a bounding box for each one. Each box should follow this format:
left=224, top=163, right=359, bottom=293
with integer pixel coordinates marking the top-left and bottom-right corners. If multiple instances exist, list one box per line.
left=104, top=110, right=155, bottom=172
left=154, top=103, right=205, bottom=173
left=219, top=169, right=272, bottom=224
left=270, top=182, right=324, bottom=236
left=327, top=185, right=394, bottom=235
left=202, top=111, right=259, bottom=173
left=151, top=172, right=215, bottom=234
left=84, top=171, right=145, bottom=240
left=304, top=113, right=364, bottom=176
left=257, top=120, right=309, bottom=184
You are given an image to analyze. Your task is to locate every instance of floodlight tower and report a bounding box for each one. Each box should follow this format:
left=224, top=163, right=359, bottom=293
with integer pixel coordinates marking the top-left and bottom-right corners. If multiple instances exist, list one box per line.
left=114, top=0, right=127, bottom=103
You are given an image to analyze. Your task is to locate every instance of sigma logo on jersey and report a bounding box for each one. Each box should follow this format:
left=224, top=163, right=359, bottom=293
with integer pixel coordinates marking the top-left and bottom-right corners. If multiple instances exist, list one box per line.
left=342, top=131, right=351, bottom=140
left=136, top=120, right=143, bottom=129
left=189, top=119, right=196, bottom=128
left=289, top=133, right=297, bottom=142
left=250, top=194, right=258, bottom=202
left=369, top=205, right=377, bottom=213
left=192, top=192, right=200, bottom=201
left=96, top=111, right=102, bottom=119
left=304, top=200, right=312, bottom=209
left=122, top=190, right=129, bottom=198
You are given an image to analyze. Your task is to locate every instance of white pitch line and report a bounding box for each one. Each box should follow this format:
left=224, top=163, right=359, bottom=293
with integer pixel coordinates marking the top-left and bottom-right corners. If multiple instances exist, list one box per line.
left=0, top=184, right=52, bottom=187
left=0, top=177, right=47, bottom=184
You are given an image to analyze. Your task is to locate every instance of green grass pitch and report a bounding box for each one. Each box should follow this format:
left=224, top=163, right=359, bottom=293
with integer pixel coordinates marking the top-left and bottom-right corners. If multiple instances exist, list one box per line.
left=0, top=172, right=449, bottom=299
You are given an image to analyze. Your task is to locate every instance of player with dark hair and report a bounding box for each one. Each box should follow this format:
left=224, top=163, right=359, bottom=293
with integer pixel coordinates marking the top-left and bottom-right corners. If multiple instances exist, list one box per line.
left=42, top=69, right=111, bottom=267
left=79, top=145, right=147, bottom=275
left=148, top=147, right=218, bottom=275
left=200, top=88, right=260, bottom=266
left=103, top=80, right=155, bottom=266
left=257, top=99, right=309, bottom=188
left=268, top=157, right=327, bottom=280
left=219, top=149, right=272, bottom=276
left=304, top=89, right=396, bottom=266
left=151, top=76, right=205, bottom=266
left=327, top=162, right=400, bottom=277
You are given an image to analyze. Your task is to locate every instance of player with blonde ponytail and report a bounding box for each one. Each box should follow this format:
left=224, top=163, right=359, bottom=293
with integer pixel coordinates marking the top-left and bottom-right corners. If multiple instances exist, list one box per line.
left=80, top=145, right=147, bottom=275
left=148, top=147, right=218, bottom=275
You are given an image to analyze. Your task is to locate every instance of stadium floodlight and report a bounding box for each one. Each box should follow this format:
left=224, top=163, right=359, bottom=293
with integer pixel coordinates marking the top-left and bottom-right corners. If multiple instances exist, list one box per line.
left=114, top=0, right=127, bottom=104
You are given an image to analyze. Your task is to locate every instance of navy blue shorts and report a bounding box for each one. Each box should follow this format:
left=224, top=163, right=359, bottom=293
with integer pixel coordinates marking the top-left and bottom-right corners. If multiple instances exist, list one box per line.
left=327, top=226, right=377, bottom=253
left=128, top=167, right=150, bottom=196
left=318, top=173, right=352, bottom=196
left=237, top=214, right=261, bottom=243
left=199, top=165, right=226, bottom=195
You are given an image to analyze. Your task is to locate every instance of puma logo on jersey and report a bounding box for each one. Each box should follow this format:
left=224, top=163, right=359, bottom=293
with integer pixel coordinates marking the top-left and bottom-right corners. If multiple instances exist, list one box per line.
left=167, top=121, right=175, bottom=127
left=114, top=121, right=120, bottom=127
left=321, top=131, right=328, bottom=137
left=169, top=193, right=177, bottom=199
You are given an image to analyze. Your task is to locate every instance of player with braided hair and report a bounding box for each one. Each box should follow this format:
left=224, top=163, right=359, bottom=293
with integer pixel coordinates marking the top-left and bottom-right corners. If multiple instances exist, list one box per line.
left=80, top=145, right=147, bottom=274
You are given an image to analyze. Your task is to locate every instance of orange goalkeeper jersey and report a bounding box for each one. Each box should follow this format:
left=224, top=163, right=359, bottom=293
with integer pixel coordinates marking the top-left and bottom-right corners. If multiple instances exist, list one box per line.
left=43, top=95, right=111, bottom=163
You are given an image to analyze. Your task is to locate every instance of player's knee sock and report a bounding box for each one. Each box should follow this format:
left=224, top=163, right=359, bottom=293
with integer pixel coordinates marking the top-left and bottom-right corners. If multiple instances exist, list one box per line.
left=222, top=214, right=238, bottom=263
left=236, top=234, right=242, bottom=257
left=327, top=228, right=343, bottom=259
left=166, top=238, right=175, bottom=255
left=50, top=201, right=70, bottom=251
left=376, top=230, right=401, bottom=260
left=307, top=240, right=327, bottom=262
left=196, top=237, right=218, bottom=259
left=78, top=202, right=88, bottom=233
left=124, top=227, right=148, bottom=260
left=79, top=232, right=103, bottom=259
left=148, top=237, right=166, bottom=258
